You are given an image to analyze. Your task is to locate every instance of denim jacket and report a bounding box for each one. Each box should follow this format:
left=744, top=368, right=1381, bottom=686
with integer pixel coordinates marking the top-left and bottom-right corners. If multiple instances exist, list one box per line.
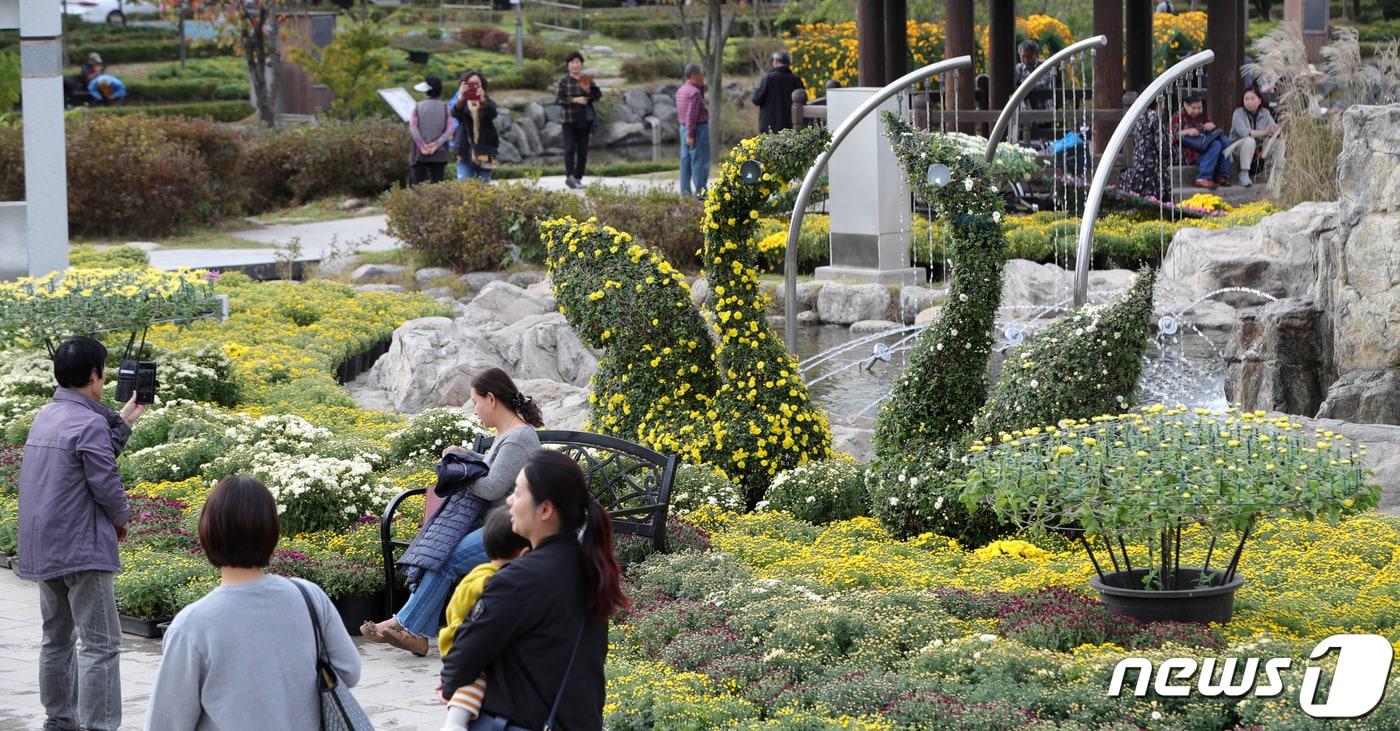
left=18, top=388, right=132, bottom=581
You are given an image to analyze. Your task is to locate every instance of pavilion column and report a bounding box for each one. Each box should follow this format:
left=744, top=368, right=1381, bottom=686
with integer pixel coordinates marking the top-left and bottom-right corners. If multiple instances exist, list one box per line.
left=1125, top=0, right=1154, bottom=92
left=943, top=0, right=975, bottom=131
left=882, top=0, right=908, bottom=85
left=988, top=0, right=1016, bottom=111
left=1207, top=0, right=1244, bottom=126
left=1092, top=0, right=1123, bottom=154
left=857, top=0, right=886, bottom=87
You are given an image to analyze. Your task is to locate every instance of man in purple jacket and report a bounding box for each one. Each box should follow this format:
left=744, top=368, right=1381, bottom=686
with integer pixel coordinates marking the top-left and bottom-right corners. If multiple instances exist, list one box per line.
left=19, top=336, right=145, bottom=731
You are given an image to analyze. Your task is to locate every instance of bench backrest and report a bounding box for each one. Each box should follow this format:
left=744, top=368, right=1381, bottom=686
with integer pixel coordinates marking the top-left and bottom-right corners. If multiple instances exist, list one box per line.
left=473, top=430, right=678, bottom=552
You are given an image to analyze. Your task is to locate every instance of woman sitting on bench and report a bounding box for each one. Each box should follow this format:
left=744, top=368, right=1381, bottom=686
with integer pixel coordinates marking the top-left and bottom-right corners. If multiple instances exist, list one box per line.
left=363, top=367, right=543, bottom=656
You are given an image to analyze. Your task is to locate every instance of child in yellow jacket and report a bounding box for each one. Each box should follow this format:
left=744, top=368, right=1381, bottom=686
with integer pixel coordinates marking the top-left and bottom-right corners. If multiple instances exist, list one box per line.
left=440, top=506, right=530, bottom=731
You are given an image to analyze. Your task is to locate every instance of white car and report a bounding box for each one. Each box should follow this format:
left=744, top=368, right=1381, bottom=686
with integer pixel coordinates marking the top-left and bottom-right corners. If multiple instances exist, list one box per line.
left=62, top=0, right=160, bottom=24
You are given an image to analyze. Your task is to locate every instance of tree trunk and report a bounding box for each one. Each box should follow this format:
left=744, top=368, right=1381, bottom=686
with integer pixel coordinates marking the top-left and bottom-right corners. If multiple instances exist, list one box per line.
left=705, top=0, right=733, bottom=149
left=245, top=4, right=279, bottom=127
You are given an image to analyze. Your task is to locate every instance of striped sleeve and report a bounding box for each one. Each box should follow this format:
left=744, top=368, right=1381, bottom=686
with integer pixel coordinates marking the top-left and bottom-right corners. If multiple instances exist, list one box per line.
left=448, top=674, right=489, bottom=718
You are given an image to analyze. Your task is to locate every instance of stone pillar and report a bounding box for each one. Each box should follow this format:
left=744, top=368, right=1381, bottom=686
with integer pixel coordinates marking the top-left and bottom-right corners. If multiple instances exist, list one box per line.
left=8, top=0, right=69, bottom=278
left=856, top=0, right=885, bottom=87
left=1092, top=0, right=1123, bottom=155
left=816, top=88, right=923, bottom=286
left=988, top=0, right=1016, bottom=111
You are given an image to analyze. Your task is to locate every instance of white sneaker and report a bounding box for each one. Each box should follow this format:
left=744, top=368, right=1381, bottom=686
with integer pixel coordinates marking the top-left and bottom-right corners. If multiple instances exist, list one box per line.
left=1239, top=171, right=1252, bottom=187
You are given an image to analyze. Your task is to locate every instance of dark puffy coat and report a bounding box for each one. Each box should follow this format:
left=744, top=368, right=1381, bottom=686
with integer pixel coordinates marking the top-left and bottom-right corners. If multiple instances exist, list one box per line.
left=454, top=97, right=501, bottom=159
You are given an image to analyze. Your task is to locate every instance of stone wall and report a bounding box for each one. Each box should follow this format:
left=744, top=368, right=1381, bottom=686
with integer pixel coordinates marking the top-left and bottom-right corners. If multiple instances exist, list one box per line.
left=1196, top=104, right=1400, bottom=425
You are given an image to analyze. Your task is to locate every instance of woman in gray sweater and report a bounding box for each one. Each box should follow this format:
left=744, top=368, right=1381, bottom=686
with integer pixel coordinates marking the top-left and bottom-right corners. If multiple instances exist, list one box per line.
left=364, top=368, right=543, bottom=656
left=145, top=477, right=361, bottom=729
left=1230, top=87, right=1280, bottom=187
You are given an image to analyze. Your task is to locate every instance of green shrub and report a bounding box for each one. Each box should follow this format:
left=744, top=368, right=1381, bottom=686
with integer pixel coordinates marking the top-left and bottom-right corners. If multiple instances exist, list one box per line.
left=762, top=459, right=868, bottom=525
left=91, top=100, right=255, bottom=123
left=66, top=115, right=207, bottom=237
left=115, top=550, right=216, bottom=619
left=387, top=180, right=585, bottom=271
left=242, top=118, right=408, bottom=209
left=74, top=39, right=223, bottom=64
left=69, top=245, right=150, bottom=270
left=585, top=185, right=705, bottom=269
left=972, top=269, right=1156, bottom=442
left=669, top=463, right=746, bottom=516
left=121, top=437, right=227, bottom=485
left=620, top=56, right=684, bottom=83
left=126, top=79, right=248, bottom=103
left=385, top=407, right=489, bottom=462
left=0, top=50, right=18, bottom=116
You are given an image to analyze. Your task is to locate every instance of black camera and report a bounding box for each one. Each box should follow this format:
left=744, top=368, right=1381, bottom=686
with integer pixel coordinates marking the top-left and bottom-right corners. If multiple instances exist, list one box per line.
left=115, top=360, right=158, bottom=405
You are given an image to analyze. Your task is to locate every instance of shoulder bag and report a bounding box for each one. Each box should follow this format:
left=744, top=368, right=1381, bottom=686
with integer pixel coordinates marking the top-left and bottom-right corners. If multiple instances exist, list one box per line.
left=292, top=579, right=375, bottom=731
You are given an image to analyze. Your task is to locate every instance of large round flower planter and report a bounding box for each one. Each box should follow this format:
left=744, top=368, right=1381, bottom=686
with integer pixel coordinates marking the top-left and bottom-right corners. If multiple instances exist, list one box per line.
left=1090, top=568, right=1244, bottom=624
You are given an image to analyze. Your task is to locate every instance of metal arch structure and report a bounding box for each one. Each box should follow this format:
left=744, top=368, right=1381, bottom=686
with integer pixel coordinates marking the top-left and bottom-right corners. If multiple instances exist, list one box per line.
left=782, top=56, right=974, bottom=348
left=1072, top=50, right=1216, bottom=308
left=984, top=35, right=1109, bottom=164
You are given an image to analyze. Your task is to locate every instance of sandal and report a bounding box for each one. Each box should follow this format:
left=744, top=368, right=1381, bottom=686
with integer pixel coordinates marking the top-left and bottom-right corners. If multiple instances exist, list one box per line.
left=380, top=625, right=429, bottom=657
left=360, top=620, right=387, bottom=643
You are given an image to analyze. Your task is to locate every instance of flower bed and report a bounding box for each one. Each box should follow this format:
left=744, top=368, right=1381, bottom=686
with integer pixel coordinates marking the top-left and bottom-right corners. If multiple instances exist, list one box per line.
left=608, top=507, right=1400, bottom=728
left=0, top=269, right=457, bottom=620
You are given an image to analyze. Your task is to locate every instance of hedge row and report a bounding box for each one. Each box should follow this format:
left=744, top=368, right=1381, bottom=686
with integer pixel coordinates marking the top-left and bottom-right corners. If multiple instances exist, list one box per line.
left=125, top=79, right=249, bottom=103
left=385, top=180, right=705, bottom=272
left=0, top=116, right=407, bottom=237
left=88, top=100, right=255, bottom=123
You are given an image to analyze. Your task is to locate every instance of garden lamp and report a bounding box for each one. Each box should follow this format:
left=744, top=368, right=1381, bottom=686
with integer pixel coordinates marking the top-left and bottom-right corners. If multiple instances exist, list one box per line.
left=739, top=160, right=764, bottom=185
left=926, top=163, right=951, bottom=188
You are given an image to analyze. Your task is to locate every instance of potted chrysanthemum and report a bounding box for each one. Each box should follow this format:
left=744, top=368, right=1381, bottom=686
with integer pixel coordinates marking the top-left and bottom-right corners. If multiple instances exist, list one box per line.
left=958, top=404, right=1378, bottom=623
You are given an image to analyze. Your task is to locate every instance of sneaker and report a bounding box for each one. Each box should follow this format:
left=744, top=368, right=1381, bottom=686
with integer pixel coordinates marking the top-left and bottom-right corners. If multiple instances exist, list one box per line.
left=1194, top=178, right=1216, bottom=190
left=565, top=176, right=580, bottom=189
left=1239, top=171, right=1252, bottom=187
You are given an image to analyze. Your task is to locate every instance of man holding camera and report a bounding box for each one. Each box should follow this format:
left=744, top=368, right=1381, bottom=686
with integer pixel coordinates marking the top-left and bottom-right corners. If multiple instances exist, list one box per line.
left=18, top=336, right=146, bottom=731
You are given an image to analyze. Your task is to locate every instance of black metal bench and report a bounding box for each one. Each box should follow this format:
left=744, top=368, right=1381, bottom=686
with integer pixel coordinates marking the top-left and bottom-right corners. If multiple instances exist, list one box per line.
left=379, top=429, right=678, bottom=616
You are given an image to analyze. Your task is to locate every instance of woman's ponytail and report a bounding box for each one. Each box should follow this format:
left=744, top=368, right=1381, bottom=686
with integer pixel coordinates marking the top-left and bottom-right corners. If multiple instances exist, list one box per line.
left=581, top=496, right=628, bottom=620
left=522, top=452, right=629, bottom=620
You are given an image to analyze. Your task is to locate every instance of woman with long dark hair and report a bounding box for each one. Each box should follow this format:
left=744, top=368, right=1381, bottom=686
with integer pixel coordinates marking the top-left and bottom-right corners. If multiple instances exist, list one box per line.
left=453, top=69, right=500, bottom=182
left=439, top=451, right=627, bottom=730
left=365, top=367, right=543, bottom=656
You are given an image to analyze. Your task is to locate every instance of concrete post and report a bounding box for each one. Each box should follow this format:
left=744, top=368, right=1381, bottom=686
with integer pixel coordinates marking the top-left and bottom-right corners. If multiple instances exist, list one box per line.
left=815, top=87, right=923, bottom=286
left=9, top=0, right=70, bottom=278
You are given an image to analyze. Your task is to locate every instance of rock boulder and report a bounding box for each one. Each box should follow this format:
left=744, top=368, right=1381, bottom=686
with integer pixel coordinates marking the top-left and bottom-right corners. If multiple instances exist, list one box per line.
left=816, top=283, right=892, bottom=325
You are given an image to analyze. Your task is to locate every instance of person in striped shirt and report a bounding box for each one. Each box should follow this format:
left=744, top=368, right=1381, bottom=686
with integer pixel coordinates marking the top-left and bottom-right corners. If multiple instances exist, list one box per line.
left=439, top=507, right=531, bottom=731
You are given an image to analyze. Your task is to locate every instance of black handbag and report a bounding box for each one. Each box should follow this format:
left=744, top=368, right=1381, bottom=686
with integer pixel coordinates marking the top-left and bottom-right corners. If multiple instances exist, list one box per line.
left=292, top=580, right=374, bottom=731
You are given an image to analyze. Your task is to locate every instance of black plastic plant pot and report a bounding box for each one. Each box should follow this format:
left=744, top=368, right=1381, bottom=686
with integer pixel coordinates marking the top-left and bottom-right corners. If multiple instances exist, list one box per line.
left=1090, top=568, right=1244, bottom=624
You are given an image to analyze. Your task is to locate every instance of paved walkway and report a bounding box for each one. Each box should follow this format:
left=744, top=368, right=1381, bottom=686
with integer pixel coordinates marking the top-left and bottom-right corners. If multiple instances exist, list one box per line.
left=150, top=175, right=683, bottom=272
left=0, top=567, right=450, bottom=729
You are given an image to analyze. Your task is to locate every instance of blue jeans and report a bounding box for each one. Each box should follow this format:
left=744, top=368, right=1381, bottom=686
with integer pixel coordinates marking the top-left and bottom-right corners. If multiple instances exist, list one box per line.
left=395, top=528, right=488, bottom=639
left=1180, top=129, right=1230, bottom=181
left=39, top=571, right=122, bottom=731
left=457, top=158, right=494, bottom=182
left=680, top=122, right=710, bottom=197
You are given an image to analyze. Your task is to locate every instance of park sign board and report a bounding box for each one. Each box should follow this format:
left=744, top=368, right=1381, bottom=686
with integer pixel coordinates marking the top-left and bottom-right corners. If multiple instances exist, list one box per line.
left=378, top=87, right=417, bottom=123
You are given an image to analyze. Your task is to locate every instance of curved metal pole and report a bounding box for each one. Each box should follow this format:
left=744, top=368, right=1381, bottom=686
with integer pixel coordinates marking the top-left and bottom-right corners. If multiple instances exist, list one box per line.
left=783, top=56, right=974, bottom=348
left=1072, top=50, right=1215, bottom=308
left=985, top=35, right=1108, bottom=164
